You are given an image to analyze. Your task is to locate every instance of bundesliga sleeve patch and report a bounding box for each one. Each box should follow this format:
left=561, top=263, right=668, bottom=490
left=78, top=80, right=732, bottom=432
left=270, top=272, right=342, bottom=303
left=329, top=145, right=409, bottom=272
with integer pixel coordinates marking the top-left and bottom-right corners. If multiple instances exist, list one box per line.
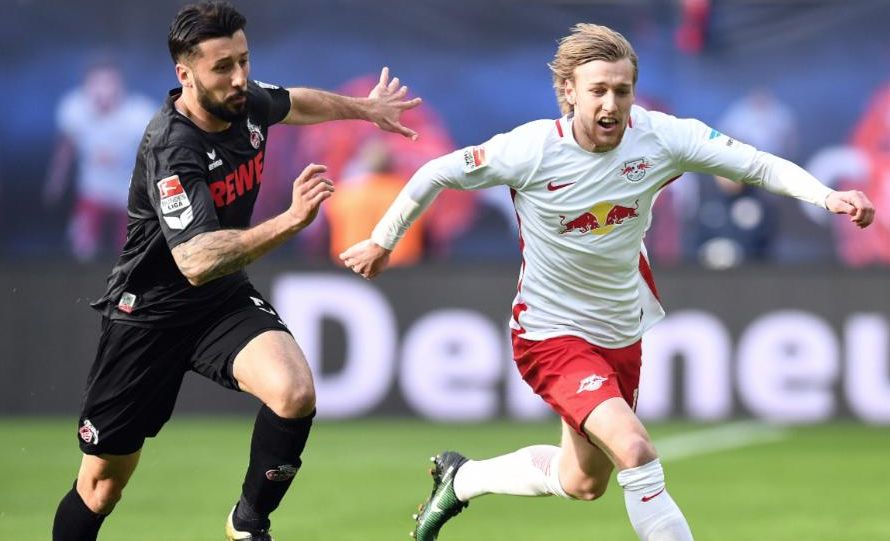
left=157, top=175, right=194, bottom=230
left=462, top=146, right=488, bottom=173
left=254, top=80, right=281, bottom=90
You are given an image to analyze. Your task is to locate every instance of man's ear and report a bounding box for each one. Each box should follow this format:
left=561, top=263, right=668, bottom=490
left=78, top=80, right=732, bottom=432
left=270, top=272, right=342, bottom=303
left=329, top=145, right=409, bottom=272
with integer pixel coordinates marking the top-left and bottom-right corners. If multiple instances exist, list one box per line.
left=175, top=62, right=192, bottom=88
left=564, top=78, right=576, bottom=107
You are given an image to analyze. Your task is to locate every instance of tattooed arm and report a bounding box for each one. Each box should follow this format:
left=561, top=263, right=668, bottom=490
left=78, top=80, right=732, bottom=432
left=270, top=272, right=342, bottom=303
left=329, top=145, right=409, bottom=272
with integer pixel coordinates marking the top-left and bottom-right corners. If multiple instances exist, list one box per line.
left=171, top=164, right=333, bottom=286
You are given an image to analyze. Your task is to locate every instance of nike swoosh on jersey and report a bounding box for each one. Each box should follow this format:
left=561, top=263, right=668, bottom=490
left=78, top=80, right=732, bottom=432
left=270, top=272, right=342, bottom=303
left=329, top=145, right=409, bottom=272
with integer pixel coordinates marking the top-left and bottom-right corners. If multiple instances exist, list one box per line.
left=546, top=180, right=576, bottom=191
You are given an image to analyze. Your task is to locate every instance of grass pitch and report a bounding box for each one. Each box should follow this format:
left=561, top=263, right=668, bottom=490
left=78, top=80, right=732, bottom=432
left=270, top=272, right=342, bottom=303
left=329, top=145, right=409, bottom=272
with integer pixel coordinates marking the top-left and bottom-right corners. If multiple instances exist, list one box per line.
left=1, top=418, right=888, bottom=540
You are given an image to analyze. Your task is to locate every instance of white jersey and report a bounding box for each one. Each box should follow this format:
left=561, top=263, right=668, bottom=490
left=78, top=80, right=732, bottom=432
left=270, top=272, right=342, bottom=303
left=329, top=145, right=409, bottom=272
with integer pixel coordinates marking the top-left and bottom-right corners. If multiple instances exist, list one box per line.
left=373, top=105, right=833, bottom=347
left=57, top=90, right=156, bottom=207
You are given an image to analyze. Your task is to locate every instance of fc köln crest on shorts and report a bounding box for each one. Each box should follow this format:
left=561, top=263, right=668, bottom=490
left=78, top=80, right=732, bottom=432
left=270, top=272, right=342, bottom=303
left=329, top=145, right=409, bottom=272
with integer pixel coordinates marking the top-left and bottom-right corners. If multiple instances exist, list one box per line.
left=79, top=419, right=99, bottom=444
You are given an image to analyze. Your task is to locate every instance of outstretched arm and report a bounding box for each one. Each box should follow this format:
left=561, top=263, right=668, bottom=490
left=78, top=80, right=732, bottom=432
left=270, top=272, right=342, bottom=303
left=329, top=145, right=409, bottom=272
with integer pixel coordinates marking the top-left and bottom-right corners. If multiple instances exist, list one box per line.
left=339, top=163, right=444, bottom=279
left=172, top=164, right=333, bottom=286
left=674, top=118, right=875, bottom=228
left=282, top=67, right=422, bottom=139
left=733, top=153, right=875, bottom=228
left=341, top=126, right=540, bottom=278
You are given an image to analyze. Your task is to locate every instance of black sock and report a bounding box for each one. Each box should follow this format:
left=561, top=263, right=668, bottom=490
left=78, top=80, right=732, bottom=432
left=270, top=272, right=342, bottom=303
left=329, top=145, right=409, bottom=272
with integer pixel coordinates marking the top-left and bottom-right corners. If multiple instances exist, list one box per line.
left=235, top=405, right=314, bottom=531
left=53, top=482, right=107, bottom=541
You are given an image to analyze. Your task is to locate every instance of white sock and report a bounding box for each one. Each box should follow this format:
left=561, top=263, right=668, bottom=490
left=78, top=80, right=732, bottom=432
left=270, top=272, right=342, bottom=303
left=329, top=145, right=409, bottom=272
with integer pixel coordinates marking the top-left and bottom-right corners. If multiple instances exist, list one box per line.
left=616, top=458, right=693, bottom=541
left=453, top=445, right=571, bottom=501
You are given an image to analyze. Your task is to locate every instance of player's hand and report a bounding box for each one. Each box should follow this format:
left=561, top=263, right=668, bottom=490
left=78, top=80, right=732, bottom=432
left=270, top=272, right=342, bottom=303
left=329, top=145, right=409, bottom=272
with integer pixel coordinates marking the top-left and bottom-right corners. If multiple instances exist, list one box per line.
left=825, top=190, right=875, bottom=228
left=366, top=66, right=422, bottom=141
left=340, top=239, right=392, bottom=279
left=288, top=163, right=333, bottom=229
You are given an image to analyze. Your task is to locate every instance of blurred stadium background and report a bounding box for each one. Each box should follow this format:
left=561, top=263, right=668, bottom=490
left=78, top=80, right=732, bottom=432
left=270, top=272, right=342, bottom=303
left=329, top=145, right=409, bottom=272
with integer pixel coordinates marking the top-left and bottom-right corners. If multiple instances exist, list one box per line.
left=1, top=0, right=889, bottom=538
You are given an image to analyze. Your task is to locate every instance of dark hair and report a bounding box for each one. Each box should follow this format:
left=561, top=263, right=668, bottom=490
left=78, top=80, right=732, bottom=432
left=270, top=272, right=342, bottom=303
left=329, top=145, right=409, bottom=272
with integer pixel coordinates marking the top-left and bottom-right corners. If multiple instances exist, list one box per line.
left=167, top=1, right=246, bottom=63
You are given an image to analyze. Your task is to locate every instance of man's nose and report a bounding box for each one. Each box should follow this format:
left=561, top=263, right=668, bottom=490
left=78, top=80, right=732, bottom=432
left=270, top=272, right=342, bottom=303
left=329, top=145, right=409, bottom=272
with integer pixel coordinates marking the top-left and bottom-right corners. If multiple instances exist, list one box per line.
left=232, top=64, right=247, bottom=89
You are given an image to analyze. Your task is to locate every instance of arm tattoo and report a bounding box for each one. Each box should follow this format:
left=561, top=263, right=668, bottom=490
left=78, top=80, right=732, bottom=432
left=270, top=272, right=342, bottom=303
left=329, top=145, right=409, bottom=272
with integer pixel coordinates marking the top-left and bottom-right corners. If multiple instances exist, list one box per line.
left=172, top=230, right=256, bottom=285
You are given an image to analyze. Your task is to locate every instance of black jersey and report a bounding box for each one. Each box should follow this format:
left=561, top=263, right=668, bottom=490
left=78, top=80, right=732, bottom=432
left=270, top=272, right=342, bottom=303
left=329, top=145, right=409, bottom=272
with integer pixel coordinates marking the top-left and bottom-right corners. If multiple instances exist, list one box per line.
left=91, top=80, right=291, bottom=326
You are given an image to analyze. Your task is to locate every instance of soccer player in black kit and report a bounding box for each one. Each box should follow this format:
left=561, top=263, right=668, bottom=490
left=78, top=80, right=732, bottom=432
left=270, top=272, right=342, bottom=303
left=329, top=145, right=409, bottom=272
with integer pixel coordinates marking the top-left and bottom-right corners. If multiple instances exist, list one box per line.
left=51, top=3, right=421, bottom=540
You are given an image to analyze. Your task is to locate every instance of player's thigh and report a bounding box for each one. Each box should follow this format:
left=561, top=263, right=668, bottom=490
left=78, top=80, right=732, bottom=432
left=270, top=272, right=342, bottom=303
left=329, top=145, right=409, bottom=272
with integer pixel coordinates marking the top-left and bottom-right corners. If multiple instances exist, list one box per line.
left=559, top=419, right=614, bottom=499
left=190, top=284, right=304, bottom=398
left=232, top=329, right=315, bottom=407
left=582, top=396, right=656, bottom=470
left=78, top=451, right=141, bottom=487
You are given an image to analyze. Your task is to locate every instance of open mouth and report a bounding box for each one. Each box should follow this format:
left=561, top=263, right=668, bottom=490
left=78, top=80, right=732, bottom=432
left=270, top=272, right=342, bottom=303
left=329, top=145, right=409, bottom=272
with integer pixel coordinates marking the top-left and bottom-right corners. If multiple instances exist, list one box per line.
left=597, top=117, right=619, bottom=129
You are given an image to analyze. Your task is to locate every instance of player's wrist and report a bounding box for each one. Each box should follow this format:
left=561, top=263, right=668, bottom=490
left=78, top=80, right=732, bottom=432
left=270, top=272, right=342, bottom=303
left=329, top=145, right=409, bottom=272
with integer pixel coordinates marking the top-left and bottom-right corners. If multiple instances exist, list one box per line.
left=371, top=241, right=392, bottom=256
left=282, top=207, right=310, bottom=233
left=823, top=190, right=837, bottom=211
left=370, top=229, right=397, bottom=252
left=349, top=96, right=374, bottom=122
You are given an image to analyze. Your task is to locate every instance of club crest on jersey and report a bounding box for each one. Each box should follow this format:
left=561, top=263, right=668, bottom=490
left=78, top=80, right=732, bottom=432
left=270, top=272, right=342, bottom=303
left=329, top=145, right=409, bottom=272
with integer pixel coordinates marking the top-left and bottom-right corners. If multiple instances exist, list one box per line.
left=618, top=157, right=652, bottom=183
left=247, top=117, right=264, bottom=149
left=462, top=146, right=488, bottom=173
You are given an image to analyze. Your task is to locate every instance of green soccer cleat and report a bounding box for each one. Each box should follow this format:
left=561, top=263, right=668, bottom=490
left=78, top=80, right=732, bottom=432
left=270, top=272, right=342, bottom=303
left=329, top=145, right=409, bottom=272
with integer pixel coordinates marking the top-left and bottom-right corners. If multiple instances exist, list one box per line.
left=411, top=451, right=469, bottom=541
left=225, top=504, right=273, bottom=541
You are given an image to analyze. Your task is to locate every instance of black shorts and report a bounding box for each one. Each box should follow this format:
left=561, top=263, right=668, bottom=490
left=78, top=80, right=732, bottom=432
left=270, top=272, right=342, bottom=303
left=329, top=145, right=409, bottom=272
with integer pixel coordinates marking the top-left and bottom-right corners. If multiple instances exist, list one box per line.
left=77, top=283, right=291, bottom=455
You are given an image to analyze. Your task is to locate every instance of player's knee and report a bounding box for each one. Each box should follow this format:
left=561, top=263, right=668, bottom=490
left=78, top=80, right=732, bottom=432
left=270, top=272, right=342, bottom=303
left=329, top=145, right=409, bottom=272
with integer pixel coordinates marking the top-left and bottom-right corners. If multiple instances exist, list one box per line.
left=268, top=380, right=316, bottom=419
left=616, top=435, right=658, bottom=469
left=562, top=474, right=609, bottom=501
left=79, top=478, right=125, bottom=514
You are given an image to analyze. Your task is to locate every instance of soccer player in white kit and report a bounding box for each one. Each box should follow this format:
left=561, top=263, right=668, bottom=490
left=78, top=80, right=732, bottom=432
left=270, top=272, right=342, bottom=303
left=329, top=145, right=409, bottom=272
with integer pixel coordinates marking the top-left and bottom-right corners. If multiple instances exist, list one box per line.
left=341, top=23, right=875, bottom=541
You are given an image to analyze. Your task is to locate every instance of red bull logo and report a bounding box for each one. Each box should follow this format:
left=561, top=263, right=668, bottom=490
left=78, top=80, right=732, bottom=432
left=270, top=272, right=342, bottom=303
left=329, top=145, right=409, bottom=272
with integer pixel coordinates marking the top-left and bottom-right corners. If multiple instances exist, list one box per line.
left=619, top=157, right=653, bottom=183
left=559, top=199, right=640, bottom=236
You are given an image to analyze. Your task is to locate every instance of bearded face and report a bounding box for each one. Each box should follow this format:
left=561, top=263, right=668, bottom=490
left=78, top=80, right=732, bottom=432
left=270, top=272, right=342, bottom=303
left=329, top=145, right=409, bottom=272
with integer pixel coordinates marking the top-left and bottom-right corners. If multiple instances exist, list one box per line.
left=179, top=29, right=251, bottom=125
left=194, top=73, right=247, bottom=123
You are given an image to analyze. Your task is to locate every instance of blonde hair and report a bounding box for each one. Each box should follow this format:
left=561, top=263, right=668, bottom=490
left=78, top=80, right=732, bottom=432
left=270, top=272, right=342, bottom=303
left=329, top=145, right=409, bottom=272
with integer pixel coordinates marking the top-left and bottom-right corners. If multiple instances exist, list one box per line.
left=549, top=23, right=638, bottom=115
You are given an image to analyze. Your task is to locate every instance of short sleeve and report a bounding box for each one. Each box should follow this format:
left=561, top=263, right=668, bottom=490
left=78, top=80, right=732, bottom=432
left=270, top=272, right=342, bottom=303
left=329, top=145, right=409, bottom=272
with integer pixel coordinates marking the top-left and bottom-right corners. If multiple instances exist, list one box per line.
left=147, top=144, right=221, bottom=248
left=248, top=80, right=291, bottom=126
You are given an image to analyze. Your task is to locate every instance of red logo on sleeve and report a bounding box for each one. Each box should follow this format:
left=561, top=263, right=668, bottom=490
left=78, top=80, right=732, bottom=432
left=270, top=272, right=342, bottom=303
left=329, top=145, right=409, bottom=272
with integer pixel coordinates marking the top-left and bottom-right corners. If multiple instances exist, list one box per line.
left=157, top=176, right=184, bottom=198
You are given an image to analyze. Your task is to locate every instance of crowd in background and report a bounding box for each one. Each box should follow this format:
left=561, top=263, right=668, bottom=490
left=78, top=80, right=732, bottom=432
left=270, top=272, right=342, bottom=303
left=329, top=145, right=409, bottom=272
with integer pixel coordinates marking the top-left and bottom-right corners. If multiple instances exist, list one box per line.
left=5, top=0, right=888, bottom=268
